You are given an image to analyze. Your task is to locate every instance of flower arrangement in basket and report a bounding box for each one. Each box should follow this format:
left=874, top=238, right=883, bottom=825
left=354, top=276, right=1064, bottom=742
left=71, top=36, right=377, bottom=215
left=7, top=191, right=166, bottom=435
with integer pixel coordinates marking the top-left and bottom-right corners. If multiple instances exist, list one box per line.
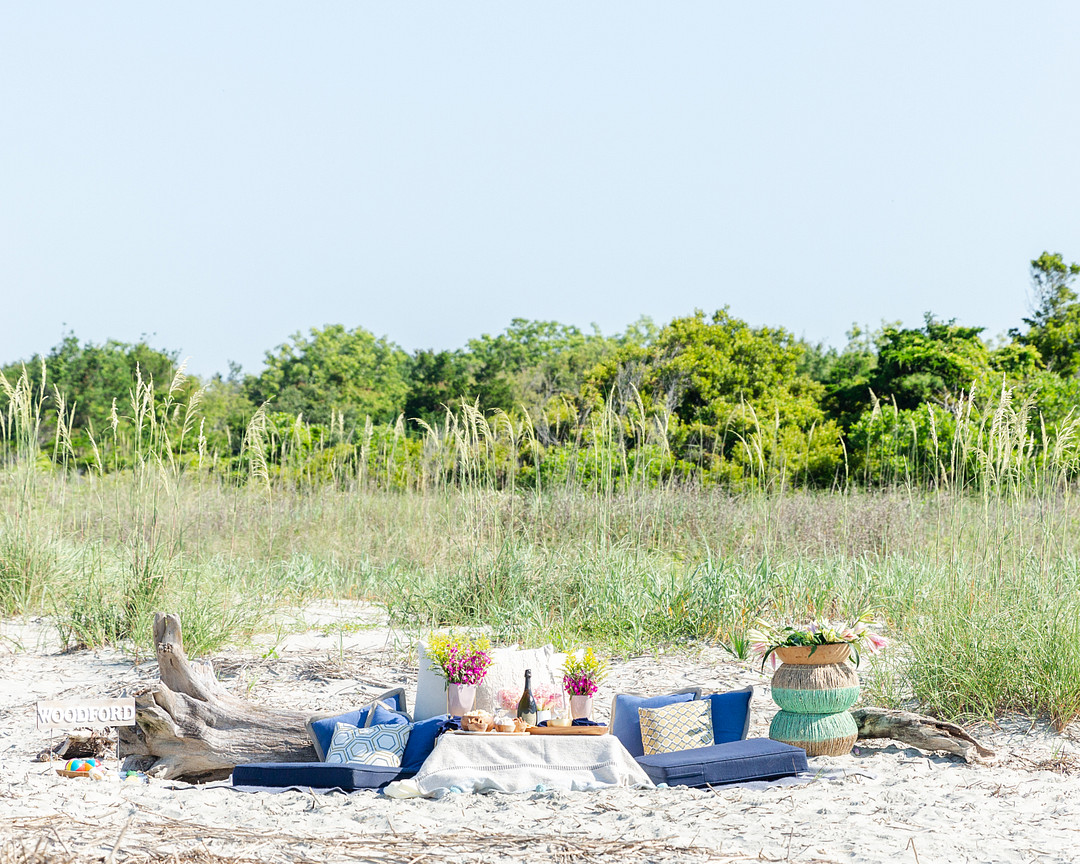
left=562, top=647, right=608, bottom=696
left=426, top=632, right=493, bottom=686
left=749, top=611, right=888, bottom=670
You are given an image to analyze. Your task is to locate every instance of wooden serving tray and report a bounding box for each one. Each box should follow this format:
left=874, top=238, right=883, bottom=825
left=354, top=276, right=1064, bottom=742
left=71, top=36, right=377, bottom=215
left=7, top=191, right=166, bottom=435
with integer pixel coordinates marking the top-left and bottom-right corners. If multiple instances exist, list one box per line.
left=449, top=730, right=530, bottom=736
left=527, top=725, right=608, bottom=735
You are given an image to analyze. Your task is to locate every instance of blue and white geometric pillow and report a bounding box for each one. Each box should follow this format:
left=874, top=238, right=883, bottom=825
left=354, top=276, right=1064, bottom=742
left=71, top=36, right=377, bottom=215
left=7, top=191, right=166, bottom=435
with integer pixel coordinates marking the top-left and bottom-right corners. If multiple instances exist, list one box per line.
left=325, top=722, right=413, bottom=767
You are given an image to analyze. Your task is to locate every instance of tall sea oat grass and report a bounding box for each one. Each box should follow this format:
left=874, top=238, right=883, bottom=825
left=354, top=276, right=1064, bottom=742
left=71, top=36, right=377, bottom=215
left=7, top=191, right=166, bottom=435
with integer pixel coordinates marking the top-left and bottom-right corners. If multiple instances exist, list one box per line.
left=2, top=366, right=1080, bottom=727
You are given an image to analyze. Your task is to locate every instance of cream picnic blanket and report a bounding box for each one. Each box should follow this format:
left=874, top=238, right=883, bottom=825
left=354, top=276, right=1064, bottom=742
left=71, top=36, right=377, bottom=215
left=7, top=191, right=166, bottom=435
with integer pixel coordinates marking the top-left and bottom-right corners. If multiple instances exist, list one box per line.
left=384, top=733, right=653, bottom=798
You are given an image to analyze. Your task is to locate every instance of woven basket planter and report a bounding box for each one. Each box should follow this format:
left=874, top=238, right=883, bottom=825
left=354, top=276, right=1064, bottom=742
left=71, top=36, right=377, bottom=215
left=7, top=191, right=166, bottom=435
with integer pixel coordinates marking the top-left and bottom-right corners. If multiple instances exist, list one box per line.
left=769, top=710, right=859, bottom=757
left=774, top=644, right=852, bottom=665
left=770, top=661, right=860, bottom=714
left=768, top=642, right=859, bottom=757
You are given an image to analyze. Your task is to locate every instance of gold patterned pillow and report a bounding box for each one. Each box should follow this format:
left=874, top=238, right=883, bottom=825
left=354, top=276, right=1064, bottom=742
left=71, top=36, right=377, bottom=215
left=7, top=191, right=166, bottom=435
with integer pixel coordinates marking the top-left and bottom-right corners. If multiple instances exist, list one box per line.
left=638, top=699, right=713, bottom=755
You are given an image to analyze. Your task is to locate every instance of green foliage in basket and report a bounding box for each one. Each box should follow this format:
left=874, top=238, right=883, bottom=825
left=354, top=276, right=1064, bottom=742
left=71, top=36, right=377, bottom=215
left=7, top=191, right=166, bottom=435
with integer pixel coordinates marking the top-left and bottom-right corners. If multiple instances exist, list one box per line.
left=749, top=612, right=888, bottom=670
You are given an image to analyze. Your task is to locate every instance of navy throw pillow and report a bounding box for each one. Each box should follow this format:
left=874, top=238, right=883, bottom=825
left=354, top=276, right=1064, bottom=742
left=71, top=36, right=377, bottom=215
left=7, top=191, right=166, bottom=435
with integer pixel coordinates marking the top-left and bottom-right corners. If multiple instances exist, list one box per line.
left=703, top=687, right=753, bottom=743
left=399, top=714, right=450, bottom=774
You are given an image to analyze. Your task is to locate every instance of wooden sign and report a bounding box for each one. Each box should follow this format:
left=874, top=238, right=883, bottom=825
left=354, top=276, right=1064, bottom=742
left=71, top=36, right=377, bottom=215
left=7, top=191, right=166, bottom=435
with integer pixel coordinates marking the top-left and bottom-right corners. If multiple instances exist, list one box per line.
left=36, top=698, right=137, bottom=731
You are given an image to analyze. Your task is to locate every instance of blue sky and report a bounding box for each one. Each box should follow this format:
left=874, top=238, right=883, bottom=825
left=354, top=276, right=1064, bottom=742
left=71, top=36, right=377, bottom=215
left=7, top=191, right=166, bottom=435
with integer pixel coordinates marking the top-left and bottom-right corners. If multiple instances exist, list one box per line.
left=3, top=3, right=1079, bottom=378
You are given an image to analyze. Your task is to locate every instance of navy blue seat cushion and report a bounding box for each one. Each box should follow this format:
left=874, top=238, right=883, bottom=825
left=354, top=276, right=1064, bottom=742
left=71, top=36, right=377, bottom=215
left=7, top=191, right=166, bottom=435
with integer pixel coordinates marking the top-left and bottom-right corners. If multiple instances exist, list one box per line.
left=635, top=738, right=808, bottom=788
left=307, top=701, right=408, bottom=761
left=703, top=688, right=753, bottom=744
left=399, top=714, right=450, bottom=774
left=610, top=689, right=701, bottom=758
left=232, top=761, right=409, bottom=791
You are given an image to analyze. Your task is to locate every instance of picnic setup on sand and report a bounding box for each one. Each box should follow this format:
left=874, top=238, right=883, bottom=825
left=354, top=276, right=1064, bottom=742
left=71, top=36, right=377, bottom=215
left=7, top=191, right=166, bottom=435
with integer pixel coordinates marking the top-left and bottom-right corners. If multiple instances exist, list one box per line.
left=13, top=604, right=1080, bottom=864
left=155, top=615, right=815, bottom=795
left=28, top=611, right=995, bottom=798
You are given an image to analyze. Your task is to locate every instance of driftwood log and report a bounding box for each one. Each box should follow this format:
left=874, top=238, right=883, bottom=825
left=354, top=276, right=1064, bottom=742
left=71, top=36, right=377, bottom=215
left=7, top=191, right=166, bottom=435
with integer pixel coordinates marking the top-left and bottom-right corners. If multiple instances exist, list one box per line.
left=853, top=707, right=996, bottom=762
left=119, top=613, right=316, bottom=782
left=36, top=728, right=116, bottom=763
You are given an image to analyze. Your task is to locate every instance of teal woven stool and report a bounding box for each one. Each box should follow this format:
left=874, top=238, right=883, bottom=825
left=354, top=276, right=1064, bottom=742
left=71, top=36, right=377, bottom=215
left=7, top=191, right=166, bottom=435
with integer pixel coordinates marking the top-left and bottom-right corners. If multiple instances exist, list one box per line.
left=768, top=645, right=859, bottom=757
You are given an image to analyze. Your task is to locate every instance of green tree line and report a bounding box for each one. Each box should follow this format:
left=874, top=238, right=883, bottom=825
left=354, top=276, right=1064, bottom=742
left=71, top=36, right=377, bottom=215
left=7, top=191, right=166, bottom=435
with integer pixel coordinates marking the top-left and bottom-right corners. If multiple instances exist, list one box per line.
left=4, top=252, right=1080, bottom=489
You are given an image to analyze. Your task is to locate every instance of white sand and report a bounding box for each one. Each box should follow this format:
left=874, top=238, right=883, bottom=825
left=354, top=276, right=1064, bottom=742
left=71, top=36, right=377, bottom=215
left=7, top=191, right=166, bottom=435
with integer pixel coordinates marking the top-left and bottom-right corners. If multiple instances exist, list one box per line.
left=3, top=605, right=1080, bottom=863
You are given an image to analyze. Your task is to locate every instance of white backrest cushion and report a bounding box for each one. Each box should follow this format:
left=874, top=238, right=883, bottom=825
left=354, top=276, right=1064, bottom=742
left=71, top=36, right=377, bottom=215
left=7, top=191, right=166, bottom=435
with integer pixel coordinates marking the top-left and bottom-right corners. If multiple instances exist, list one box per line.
left=413, top=639, right=566, bottom=720
left=414, top=641, right=448, bottom=721
left=476, top=644, right=566, bottom=714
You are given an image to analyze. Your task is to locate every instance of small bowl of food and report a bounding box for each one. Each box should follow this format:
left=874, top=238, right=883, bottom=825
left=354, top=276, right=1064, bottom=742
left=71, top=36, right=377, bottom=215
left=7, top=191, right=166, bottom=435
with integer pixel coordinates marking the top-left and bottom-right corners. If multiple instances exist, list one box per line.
left=461, top=710, right=494, bottom=732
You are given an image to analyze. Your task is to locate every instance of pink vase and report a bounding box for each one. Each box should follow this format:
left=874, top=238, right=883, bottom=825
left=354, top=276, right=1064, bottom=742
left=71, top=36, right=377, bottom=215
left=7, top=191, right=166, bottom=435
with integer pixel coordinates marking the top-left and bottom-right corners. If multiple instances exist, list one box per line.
left=569, top=694, right=593, bottom=720
left=447, top=683, right=477, bottom=717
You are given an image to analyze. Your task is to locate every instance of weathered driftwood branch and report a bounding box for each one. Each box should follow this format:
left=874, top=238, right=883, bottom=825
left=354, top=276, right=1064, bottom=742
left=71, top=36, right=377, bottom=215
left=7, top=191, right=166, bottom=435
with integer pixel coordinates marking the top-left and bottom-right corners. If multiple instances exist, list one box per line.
left=36, top=728, right=115, bottom=762
left=119, top=613, right=316, bottom=782
left=853, top=707, right=995, bottom=762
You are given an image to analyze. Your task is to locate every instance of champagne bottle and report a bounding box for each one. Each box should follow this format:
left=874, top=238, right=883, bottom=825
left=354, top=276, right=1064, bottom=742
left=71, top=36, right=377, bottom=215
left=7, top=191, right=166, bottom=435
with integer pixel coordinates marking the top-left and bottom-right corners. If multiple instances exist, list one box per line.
left=516, top=668, right=538, bottom=727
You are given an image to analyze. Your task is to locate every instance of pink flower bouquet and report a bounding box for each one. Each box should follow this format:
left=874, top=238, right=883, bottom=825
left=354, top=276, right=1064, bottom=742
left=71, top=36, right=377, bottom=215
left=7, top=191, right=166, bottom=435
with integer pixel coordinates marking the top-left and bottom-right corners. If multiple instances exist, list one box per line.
left=426, top=632, right=493, bottom=686
left=562, top=648, right=608, bottom=697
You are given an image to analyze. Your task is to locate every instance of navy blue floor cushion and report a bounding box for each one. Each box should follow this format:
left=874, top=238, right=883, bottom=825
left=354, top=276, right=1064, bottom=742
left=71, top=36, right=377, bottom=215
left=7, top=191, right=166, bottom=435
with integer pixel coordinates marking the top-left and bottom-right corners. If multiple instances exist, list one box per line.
left=635, top=738, right=808, bottom=788
left=232, top=761, right=411, bottom=791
